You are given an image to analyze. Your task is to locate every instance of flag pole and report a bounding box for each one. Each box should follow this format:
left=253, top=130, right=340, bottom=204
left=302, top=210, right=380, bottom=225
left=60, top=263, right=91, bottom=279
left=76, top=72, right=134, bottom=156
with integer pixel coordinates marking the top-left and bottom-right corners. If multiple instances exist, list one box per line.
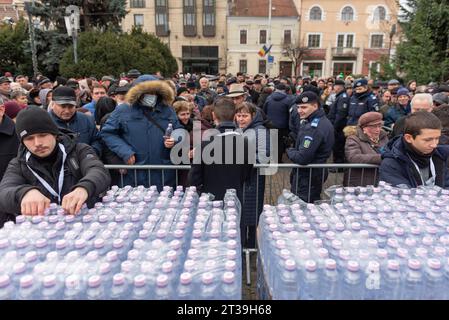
left=267, top=0, right=272, bottom=76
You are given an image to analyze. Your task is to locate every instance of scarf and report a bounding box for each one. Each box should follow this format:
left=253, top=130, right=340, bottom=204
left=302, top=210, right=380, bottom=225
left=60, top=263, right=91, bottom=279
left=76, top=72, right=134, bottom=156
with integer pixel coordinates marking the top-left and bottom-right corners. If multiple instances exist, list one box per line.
left=403, top=139, right=435, bottom=168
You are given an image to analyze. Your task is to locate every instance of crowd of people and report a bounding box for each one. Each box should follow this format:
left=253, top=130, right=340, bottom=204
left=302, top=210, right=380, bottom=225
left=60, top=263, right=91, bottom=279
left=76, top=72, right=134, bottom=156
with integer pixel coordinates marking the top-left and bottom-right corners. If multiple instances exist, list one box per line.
left=1, top=69, right=449, bottom=247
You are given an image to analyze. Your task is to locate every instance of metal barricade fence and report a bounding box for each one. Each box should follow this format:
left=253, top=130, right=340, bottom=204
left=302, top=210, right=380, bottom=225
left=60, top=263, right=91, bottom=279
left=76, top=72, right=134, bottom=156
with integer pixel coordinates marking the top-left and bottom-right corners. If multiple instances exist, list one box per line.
left=105, top=163, right=380, bottom=286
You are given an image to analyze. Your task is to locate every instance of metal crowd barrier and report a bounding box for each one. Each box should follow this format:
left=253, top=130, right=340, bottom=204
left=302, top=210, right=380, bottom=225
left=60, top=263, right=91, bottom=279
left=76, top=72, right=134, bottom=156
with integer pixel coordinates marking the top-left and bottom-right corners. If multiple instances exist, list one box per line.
left=104, top=163, right=380, bottom=286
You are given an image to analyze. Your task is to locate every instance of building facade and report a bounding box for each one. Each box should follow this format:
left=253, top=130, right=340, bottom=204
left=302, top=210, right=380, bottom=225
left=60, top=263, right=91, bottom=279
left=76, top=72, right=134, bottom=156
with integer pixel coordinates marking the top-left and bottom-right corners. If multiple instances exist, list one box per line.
left=227, top=0, right=300, bottom=77
left=0, top=0, right=24, bottom=23
left=122, top=0, right=228, bottom=75
left=295, top=0, right=399, bottom=78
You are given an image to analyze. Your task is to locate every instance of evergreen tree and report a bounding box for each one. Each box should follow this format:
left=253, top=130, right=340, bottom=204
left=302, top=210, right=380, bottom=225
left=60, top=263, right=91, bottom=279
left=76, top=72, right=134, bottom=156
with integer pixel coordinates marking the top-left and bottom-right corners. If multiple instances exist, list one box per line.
left=393, top=0, right=449, bottom=83
left=26, top=0, right=127, bottom=77
left=0, top=19, right=32, bottom=75
left=59, top=30, right=178, bottom=78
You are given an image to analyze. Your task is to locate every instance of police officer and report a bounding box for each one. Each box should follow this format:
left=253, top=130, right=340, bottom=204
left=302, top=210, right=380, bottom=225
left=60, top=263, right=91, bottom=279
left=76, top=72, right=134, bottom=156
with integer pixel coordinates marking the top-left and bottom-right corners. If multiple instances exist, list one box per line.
left=327, top=79, right=350, bottom=163
left=347, top=79, right=379, bottom=126
left=287, top=91, right=334, bottom=203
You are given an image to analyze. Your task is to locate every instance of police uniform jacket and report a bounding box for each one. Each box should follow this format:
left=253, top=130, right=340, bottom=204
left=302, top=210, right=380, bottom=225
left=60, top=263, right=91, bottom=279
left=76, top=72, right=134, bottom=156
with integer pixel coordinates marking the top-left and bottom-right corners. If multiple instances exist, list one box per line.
left=328, top=90, right=350, bottom=131
left=347, top=91, right=379, bottom=126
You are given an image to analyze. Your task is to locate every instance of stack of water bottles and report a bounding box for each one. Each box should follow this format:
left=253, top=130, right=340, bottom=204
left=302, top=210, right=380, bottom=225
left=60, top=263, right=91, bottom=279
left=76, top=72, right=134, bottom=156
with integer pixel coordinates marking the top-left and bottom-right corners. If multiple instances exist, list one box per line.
left=259, top=183, right=449, bottom=300
left=0, top=186, right=242, bottom=300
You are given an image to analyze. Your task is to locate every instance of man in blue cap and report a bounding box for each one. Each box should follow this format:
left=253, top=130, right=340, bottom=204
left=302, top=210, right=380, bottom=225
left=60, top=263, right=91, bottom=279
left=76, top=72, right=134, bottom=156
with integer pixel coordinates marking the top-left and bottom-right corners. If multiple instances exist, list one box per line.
left=347, top=78, right=379, bottom=126
left=287, top=91, right=334, bottom=203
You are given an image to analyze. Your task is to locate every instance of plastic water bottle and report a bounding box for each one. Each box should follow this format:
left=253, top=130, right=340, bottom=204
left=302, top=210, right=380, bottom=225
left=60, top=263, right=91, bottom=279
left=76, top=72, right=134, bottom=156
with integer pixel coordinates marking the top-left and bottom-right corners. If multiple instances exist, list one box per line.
left=198, top=272, right=218, bottom=300
left=341, top=261, right=363, bottom=300
left=40, top=274, right=63, bottom=300
left=275, top=259, right=298, bottom=300
left=422, top=258, right=444, bottom=299
left=176, top=272, right=195, bottom=300
left=300, top=260, right=320, bottom=300
left=154, top=274, right=172, bottom=300
left=363, top=261, right=381, bottom=300
left=321, top=259, right=339, bottom=300
left=132, top=274, right=149, bottom=300
left=110, top=273, right=130, bottom=300
left=382, top=260, right=402, bottom=300
left=219, top=272, right=240, bottom=300
left=0, top=275, right=15, bottom=300
left=401, top=259, right=423, bottom=300
left=63, top=274, right=83, bottom=300
left=18, top=275, right=39, bottom=300
left=86, top=275, right=106, bottom=300
left=164, top=123, right=173, bottom=140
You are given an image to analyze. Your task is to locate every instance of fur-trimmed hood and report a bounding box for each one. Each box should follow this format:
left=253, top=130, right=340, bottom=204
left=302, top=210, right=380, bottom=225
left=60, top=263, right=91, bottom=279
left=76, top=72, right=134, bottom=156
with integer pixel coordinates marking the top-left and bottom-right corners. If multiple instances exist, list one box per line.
left=126, top=80, right=175, bottom=107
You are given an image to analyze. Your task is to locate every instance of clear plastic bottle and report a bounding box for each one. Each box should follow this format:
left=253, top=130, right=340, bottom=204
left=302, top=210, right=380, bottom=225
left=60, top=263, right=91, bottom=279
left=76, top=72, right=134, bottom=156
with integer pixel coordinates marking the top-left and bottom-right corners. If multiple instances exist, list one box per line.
left=63, top=274, right=83, bottom=300
left=0, top=275, right=14, bottom=300
left=86, top=275, right=106, bottom=300
left=275, top=259, right=298, bottom=300
left=422, top=258, right=444, bottom=299
left=300, top=260, right=320, bottom=300
left=18, top=275, right=39, bottom=300
left=401, top=259, right=423, bottom=300
left=321, top=259, right=339, bottom=300
left=132, top=274, right=149, bottom=300
left=40, top=274, right=63, bottom=300
left=176, top=272, right=195, bottom=300
left=154, top=274, right=172, bottom=300
left=382, top=260, right=402, bottom=300
left=341, top=261, right=363, bottom=300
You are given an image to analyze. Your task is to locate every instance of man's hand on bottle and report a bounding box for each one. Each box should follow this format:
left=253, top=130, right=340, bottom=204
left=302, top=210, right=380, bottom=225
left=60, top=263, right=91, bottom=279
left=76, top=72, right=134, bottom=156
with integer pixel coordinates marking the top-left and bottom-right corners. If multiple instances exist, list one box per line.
left=20, top=189, right=51, bottom=216
left=164, top=137, right=175, bottom=149
left=61, top=187, right=88, bottom=215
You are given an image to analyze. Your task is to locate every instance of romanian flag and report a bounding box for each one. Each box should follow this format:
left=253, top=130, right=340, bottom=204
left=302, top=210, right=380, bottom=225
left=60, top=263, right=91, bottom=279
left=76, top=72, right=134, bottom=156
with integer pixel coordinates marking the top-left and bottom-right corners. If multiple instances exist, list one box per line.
left=258, top=45, right=272, bottom=57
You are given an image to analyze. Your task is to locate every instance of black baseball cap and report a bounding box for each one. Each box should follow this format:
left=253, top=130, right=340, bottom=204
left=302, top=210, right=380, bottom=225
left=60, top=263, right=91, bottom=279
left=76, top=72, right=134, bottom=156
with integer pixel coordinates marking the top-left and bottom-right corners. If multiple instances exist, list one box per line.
left=52, top=86, right=77, bottom=106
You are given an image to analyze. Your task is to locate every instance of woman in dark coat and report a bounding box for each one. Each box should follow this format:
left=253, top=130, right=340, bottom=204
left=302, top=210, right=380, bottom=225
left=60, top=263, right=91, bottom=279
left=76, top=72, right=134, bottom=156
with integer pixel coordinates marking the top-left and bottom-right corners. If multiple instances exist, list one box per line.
left=343, top=112, right=388, bottom=187
left=235, top=102, right=269, bottom=248
left=0, top=102, right=19, bottom=182
left=95, top=96, right=123, bottom=186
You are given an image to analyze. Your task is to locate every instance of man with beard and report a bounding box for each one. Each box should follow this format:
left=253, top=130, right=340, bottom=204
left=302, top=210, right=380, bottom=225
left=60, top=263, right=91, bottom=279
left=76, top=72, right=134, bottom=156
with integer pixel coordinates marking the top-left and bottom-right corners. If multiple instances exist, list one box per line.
left=0, top=107, right=110, bottom=227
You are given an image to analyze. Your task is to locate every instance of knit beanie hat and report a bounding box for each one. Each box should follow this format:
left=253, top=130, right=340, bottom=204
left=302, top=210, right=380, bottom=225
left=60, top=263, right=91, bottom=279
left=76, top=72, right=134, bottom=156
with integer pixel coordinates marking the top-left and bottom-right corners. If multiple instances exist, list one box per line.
left=4, top=101, right=24, bottom=119
left=15, top=107, right=59, bottom=141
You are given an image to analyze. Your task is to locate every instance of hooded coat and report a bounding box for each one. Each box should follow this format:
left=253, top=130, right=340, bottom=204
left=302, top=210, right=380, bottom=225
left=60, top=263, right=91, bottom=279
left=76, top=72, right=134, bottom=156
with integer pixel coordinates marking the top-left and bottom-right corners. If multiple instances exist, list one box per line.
left=380, top=136, right=449, bottom=188
left=0, top=132, right=110, bottom=227
left=0, top=115, right=19, bottom=182
left=100, top=80, right=181, bottom=190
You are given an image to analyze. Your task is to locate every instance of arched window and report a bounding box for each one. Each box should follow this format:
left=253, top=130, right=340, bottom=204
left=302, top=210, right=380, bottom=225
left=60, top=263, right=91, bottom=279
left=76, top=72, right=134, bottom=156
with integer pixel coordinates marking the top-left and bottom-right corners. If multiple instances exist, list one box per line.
left=341, top=6, right=354, bottom=21
left=309, top=6, right=322, bottom=21
left=374, top=6, right=386, bottom=21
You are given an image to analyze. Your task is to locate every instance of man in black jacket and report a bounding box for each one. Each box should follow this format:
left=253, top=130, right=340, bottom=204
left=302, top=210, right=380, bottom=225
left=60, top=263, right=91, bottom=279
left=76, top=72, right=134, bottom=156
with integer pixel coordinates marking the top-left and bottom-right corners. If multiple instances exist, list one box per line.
left=188, top=97, right=253, bottom=201
left=0, top=107, right=111, bottom=227
left=0, top=97, right=19, bottom=182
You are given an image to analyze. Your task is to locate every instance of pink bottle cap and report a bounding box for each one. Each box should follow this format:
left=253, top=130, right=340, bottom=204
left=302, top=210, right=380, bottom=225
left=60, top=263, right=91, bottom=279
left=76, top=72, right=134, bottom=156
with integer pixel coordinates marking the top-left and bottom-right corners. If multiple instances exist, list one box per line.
left=408, top=259, right=421, bottom=270
left=325, top=259, right=337, bottom=270
left=347, top=261, right=359, bottom=272
left=180, top=272, right=192, bottom=285
left=0, top=275, right=10, bottom=287
left=113, top=273, right=126, bottom=286
left=284, top=259, right=296, bottom=271
left=20, top=275, right=34, bottom=288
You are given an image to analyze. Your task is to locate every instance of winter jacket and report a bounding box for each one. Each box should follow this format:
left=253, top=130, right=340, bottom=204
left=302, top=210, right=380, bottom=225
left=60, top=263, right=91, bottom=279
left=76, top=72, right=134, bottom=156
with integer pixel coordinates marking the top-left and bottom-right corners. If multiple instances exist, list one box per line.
left=240, top=110, right=270, bottom=226
left=380, top=137, right=449, bottom=188
left=384, top=103, right=411, bottom=128
left=100, top=80, right=181, bottom=190
left=343, top=126, right=388, bottom=186
left=188, top=121, right=253, bottom=202
left=50, top=111, right=102, bottom=156
left=347, top=91, right=380, bottom=126
left=0, top=116, right=19, bottom=182
left=262, top=91, right=294, bottom=129
left=328, top=90, right=350, bottom=131
left=0, top=132, right=111, bottom=227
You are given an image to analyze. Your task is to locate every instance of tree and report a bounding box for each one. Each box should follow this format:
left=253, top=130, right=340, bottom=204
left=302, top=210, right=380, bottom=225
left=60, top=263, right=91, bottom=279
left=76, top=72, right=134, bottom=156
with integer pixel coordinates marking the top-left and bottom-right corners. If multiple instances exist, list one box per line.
left=0, top=18, right=32, bottom=75
left=59, top=30, right=178, bottom=78
left=26, top=0, right=127, bottom=77
left=392, top=0, right=449, bottom=83
left=282, top=44, right=308, bottom=78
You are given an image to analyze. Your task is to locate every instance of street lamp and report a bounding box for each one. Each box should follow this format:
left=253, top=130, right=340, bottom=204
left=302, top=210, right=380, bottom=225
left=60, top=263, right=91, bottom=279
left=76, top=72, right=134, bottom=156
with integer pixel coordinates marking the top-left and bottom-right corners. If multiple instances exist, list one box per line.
left=64, top=5, right=80, bottom=64
left=24, top=1, right=39, bottom=77
left=388, top=23, right=397, bottom=62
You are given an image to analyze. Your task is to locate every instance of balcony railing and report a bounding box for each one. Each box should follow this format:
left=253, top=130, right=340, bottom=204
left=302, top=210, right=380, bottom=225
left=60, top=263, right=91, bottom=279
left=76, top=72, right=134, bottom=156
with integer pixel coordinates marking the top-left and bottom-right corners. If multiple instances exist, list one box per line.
left=332, top=47, right=359, bottom=57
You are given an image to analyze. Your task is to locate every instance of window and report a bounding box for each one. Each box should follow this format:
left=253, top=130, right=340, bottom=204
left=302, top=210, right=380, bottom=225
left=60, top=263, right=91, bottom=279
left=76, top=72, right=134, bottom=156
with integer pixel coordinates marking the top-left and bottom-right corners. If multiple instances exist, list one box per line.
left=374, top=6, right=386, bottom=21
left=341, top=6, right=354, bottom=21
left=134, top=14, right=144, bottom=26
left=184, top=13, right=195, bottom=26
left=371, top=34, right=384, bottom=48
left=284, top=30, right=292, bottom=45
left=204, top=0, right=214, bottom=5
left=302, top=62, right=323, bottom=77
left=203, top=13, right=215, bottom=26
left=184, top=0, right=194, bottom=5
left=130, top=0, right=146, bottom=8
left=309, top=6, right=322, bottom=21
left=155, top=0, right=165, bottom=5
left=240, top=30, right=247, bottom=44
left=307, top=34, right=321, bottom=48
left=260, top=30, right=267, bottom=44
left=337, top=34, right=354, bottom=47
left=259, top=60, right=267, bottom=74
left=369, top=61, right=381, bottom=78
left=156, top=13, right=167, bottom=26
left=239, top=60, right=247, bottom=74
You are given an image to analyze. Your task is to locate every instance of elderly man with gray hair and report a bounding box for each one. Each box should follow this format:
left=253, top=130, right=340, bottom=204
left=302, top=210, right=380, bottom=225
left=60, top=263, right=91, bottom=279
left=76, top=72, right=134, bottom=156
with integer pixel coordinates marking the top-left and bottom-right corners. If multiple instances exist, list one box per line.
left=391, top=93, right=434, bottom=138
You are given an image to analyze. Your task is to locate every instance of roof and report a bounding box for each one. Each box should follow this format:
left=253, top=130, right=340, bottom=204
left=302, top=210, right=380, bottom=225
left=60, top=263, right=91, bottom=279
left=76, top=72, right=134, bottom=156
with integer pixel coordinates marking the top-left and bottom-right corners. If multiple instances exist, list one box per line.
left=230, top=0, right=299, bottom=18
